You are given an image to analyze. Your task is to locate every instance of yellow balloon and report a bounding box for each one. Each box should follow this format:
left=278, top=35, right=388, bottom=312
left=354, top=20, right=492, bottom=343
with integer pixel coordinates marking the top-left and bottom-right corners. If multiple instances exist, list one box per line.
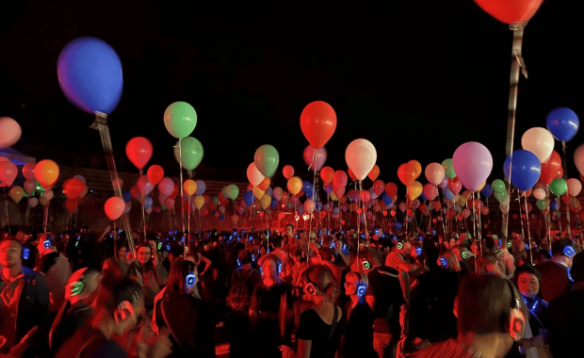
left=9, top=186, right=24, bottom=203
left=39, top=196, right=49, bottom=206
left=407, top=181, right=423, bottom=200
left=456, top=195, right=467, bottom=207
left=194, top=195, right=205, bottom=210
left=260, top=194, right=272, bottom=210
left=183, top=180, right=197, bottom=196
left=287, top=176, right=302, bottom=195
left=329, top=192, right=338, bottom=201
left=253, top=187, right=265, bottom=200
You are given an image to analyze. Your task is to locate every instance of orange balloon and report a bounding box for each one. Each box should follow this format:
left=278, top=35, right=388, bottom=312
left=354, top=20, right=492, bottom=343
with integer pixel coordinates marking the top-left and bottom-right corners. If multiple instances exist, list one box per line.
left=34, top=160, right=60, bottom=189
left=320, top=167, right=334, bottom=184
left=287, top=177, right=303, bottom=195
left=397, top=163, right=416, bottom=186
left=253, top=187, right=265, bottom=200
left=409, top=160, right=422, bottom=179
left=407, top=181, right=423, bottom=200
left=368, top=165, right=380, bottom=181
left=147, top=165, right=164, bottom=185
left=258, top=177, right=271, bottom=191
left=183, top=180, right=197, bottom=196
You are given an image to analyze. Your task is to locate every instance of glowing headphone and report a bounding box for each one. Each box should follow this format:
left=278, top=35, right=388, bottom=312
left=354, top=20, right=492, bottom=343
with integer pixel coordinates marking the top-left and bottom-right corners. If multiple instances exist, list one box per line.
left=564, top=245, right=576, bottom=258
left=236, top=258, right=242, bottom=267
left=43, top=236, right=52, bottom=249
left=354, top=272, right=367, bottom=297
left=396, top=242, right=404, bottom=250
left=166, top=244, right=172, bottom=252
left=362, top=259, right=372, bottom=270
left=415, top=247, right=423, bottom=256
left=439, top=257, right=448, bottom=267
left=186, top=273, right=196, bottom=288
left=23, top=247, right=30, bottom=260
left=568, top=267, right=574, bottom=282
left=157, top=242, right=162, bottom=250
left=461, top=251, right=468, bottom=260
left=69, top=268, right=88, bottom=297
left=504, top=279, right=526, bottom=341
left=304, top=274, right=319, bottom=296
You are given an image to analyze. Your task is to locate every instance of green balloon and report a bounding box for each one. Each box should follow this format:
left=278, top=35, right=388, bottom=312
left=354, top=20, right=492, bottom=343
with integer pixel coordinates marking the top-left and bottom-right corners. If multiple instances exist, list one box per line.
left=164, top=102, right=197, bottom=139
left=174, top=137, right=204, bottom=171
left=222, top=186, right=229, bottom=199
left=442, top=159, right=456, bottom=179
left=550, top=178, right=568, bottom=196
left=492, top=179, right=506, bottom=193
left=494, top=190, right=507, bottom=202
left=536, top=200, right=547, bottom=211
left=254, top=144, right=279, bottom=178
left=211, top=196, right=219, bottom=206
left=226, top=184, right=240, bottom=200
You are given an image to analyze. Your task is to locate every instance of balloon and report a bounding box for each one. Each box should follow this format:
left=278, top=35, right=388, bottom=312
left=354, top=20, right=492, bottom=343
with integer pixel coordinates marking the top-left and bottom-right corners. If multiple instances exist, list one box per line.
left=546, top=107, right=579, bottom=142
left=218, top=206, right=225, bottom=214
left=480, top=183, right=493, bottom=198
left=368, top=165, right=380, bottom=181
left=442, top=159, right=456, bottom=179
left=34, top=160, right=59, bottom=189
left=492, top=179, right=506, bottom=193
left=42, top=190, right=54, bottom=201
left=231, top=215, right=240, bottom=226
left=258, top=177, right=271, bottom=191
left=397, top=163, right=417, bottom=186
left=112, top=177, right=123, bottom=191
left=271, top=198, right=279, bottom=210
left=28, top=197, right=38, bottom=208
left=137, top=175, right=154, bottom=196
left=273, top=187, right=283, bottom=201
left=9, top=186, right=23, bottom=203
left=143, top=197, right=153, bottom=210
left=254, top=144, right=280, bottom=178
left=57, top=37, right=123, bottom=114
left=102, top=196, right=125, bottom=220
left=131, top=186, right=141, bottom=200
left=423, top=184, right=438, bottom=201
left=300, top=101, right=337, bottom=149
left=63, top=198, right=77, bottom=213
left=164, top=102, right=197, bottom=139
left=284, top=177, right=301, bottom=196
left=345, top=139, right=377, bottom=181
left=567, top=179, right=582, bottom=197
left=503, top=150, right=541, bottom=191
left=348, top=169, right=357, bottom=181
left=174, top=137, right=204, bottom=171
left=539, top=150, right=562, bottom=185
left=247, top=163, right=265, bottom=186
left=407, top=181, right=423, bottom=200
left=481, top=206, right=489, bottom=216
left=260, top=194, right=272, bottom=210
left=333, top=171, right=348, bottom=188
left=473, top=0, right=544, bottom=24
left=303, top=146, right=327, bottom=172
left=226, top=184, right=239, bottom=200
left=0, top=161, right=17, bottom=186
left=385, top=183, right=398, bottom=198
left=243, top=191, right=255, bottom=206
left=146, top=165, right=164, bottom=186
left=452, top=142, right=493, bottom=192
left=21, top=180, right=35, bottom=196
left=556, top=167, right=563, bottom=179
left=360, top=190, right=371, bottom=203
left=283, top=165, right=294, bottom=180
left=39, top=196, right=48, bottom=206
left=304, top=199, right=316, bottom=214
left=424, top=163, right=445, bottom=186
left=253, top=187, right=265, bottom=200
left=319, top=167, right=334, bottom=185
left=444, top=188, right=455, bottom=200
left=21, top=163, right=35, bottom=181
left=126, top=137, right=152, bottom=170
left=521, top=127, right=554, bottom=163
left=183, top=180, right=197, bottom=196
left=194, top=196, right=205, bottom=210
left=395, top=222, right=403, bottom=231
left=195, top=180, right=206, bottom=195
left=381, top=192, right=393, bottom=206
left=533, top=188, right=546, bottom=200
left=448, top=178, right=462, bottom=195
left=550, top=178, right=568, bottom=196
left=536, top=200, right=547, bottom=211
left=462, top=208, right=471, bottom=219
left=550, top=201, right=560, bottom=211
left=0, top=117, right=21, bottom=149
left=373, top=180, right=385, bottom=196
left=121, top=190, right=132, bottom=202
left=165, top=198, right=175, bottom=209
left=495, top=190, right=507, bottom=202
left=63, top=178, right=85, bottom=199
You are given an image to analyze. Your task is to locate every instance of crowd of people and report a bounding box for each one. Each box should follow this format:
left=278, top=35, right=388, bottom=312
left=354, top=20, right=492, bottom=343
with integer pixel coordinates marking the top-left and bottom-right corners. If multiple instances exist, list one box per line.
left=1, top=223, right=584, bottom=357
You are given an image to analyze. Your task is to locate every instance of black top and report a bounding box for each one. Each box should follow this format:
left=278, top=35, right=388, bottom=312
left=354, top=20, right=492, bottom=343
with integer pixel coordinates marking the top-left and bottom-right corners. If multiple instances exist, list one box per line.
left=38, top=251, right=60, bottom=274
left=342, top=300, right=375, bottom=358
left=296, top=307, right=343, bottom=358
left=365, top=266, right=405, bottom=333
left=254, top=281, right=293, bottom=313
left=548, top=289, right=584, bottom=358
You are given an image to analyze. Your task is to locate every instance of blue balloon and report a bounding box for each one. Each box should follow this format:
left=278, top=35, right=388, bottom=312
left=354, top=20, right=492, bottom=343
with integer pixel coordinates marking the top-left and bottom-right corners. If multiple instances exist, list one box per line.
left=381, top=192, right=393, bottom=206
left=302, top=181, right=313, bottom=193
left=243, top=190, right=255, bottom=206
left=271, top=198, right=278, bottom=209
left=315, top=202, right=323, bottom=211
left=550, top=201, right=559, bottom=211
left=395, top=222, right=403, bottom=231
left=297, top=206, right=305, bottom=215
left=57, top=38, right=123, bottom=115
left=196, top=180, right=206, bottom=195
left=220, top=214, right=224, bottom=220
left=546, top=107, right=579, bottom=142
left=122, top=190, right=132, bottom=203
left=503, top=150, right=541, bottom=191
left=420, top=192, right=428, bottom=202
left=480, top=183, right=493, bottom=198
left=444, top=188, right=455, bottom=200
left=266, top=187, right=273, bottom=197
left=324, top=182, right=333, bottom=194
left=332, top=207, right=340, bottom=215
left=144, top=197, right=153, bottom=209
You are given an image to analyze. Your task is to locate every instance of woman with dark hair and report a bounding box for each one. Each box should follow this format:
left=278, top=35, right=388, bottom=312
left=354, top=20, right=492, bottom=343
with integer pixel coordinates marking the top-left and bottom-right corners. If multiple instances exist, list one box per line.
left=127, top=243, right=168, bottom=310
left=103, top=238, right=131, bottom=278
left=231, top=249, right=261, bottom=298
left=280, top=265, right=343, bottom=358
left=155, top=258, right=215, bottom=358
left=342, top=271, right=375, bottom=358
left=226, top=283, right=251, bottom=358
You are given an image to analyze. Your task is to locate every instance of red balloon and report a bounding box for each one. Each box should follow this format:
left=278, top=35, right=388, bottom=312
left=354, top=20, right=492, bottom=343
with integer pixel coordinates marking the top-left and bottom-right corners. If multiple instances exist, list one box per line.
left=320, top=167, right=334, bottom=184
left=333, top=170, right=348, bottom=188
left=147, top=165, right=164, bottom=185
left=348, top=168, right=357, bottom=181
left=126, top=137, right=153, bottom=170
left=169, top=184, right=179, bottom=199
left=368, top=165, right=380, bottom=181
left=473, top=0, right=543, bottom=25
left=104, top=197, right=125, bottom=220
left=385, top=183, right=398, bottom=198
left=556, top=166, right=564, bottom=180
left=397, top=163, right=416, bottom=186
left=283, top=165, right=294, bottom=180
left=130, top=185, right=141, bottom=200
left=360, top=190, right=371, bottom=203
left=540, top=151, right=561, bottom=185
left=63, top=178, right=85, bottom=199
left=65, top=198, right=77, bottom=213
left=300, top=101, right=337, bottom=149
left=562, top=193, right=571, bottom=204
left=448, top=178, right=462, bottom=195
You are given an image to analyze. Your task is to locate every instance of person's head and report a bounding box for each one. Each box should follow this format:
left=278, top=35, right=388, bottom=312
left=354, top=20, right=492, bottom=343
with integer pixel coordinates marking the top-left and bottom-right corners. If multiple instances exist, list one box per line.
left=479, top=251, right=507, bottom=277
left=147, top=239, right=159, bottom=256
left=358, top=247, right=382, bottom=273
left=259, top=253, right=282, bottom=281
left=66, top=268, right=102, bottom=305
left=131, top=231, right=139, bottom=239
left=136, top=243, right=152, bottom=266
left=410, top=243, right=422, bottom=260
left=394, top=238, right=411, bottom=256
left=452, top=245, right=463, bottom=261
left=448, top=237, right=456, bottom=249
left=271, top=236, right=283, bottom=250
left=167, top=258, right=197, bottom=295
left=259, top=245, right=267, bottom=255
left=551, top=238, right=577, bottom=267
left=455, top=274, right=527, bottom=351
left=37, top=234, right=57, bottom=256
left=285, top=224, right=294, bottom=239
left=344, top=271, right=368, bottom=298
left=318, top=247, right=334, bottom=263
left=116, top=239, right=129, bottom=261
left=237, top=249, right=252, bottom=266
left=302, top=264, right=340, bottom=303
left=292, top=248, right=303, bottom=264
left=438, top=249, right=461, bottom=272
left=226, top=283, right=249, bottom=311
left=0, top=238, right=22, bottom=269
left=514, top=264, right=541, bottom=299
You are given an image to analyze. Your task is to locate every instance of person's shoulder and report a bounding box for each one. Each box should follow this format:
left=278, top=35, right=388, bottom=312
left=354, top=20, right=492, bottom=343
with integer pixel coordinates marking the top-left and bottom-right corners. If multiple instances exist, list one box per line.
left=410, top=339, right=472, bottom=358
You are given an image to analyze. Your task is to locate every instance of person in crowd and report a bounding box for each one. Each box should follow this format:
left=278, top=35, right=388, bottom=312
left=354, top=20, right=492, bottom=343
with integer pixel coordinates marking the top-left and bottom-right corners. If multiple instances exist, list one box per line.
left=250, top=253, right=293, bottom=358
left=451, top=244, right=471, bottom=275
left=547, top=251, right=584, bottom=358
left=103, top=238, right=132, bottom=278
left=280, top=265, right=343, bottom=358
left=513, top=264, right=551, bottom=357
left=283, top=224, right=297, bottom=252
left=478, top=250, right=508, bottom=277
left=155, top=258, right=215, bottom=358
left=127, top=243, right=168, bottom=310
left=316, top=247, right=342, bottom=285
left=0, top=238, right=49, bottom=357
left=37, top=234, right=72, bottom=314
left=49, top=268, right=102, bottom=354
left=231, top=249, right=261, bottom=298
left=411, top=274, right=528, bottom=357
left=536, top=238, right=576, bottom=302
left=226, top=283, right=251, bottom=358
left=342, top=271, right=375, bottom=358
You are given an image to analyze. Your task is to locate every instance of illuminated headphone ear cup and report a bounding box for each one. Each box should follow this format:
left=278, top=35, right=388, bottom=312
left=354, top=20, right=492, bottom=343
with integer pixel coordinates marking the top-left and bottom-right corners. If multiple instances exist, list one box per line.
left=397, top=242, right=403, bottom=250
left=508, top=308, right=526, bottom=341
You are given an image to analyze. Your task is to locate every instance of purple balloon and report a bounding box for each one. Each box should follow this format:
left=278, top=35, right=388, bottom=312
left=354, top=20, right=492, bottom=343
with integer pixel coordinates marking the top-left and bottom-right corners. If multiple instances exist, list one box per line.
left=303, top=146, right=327, bottom=172
left=195, top=180, right=206, bottom=195
left=452, top=142, right=493, bottom=192
left=324, top=182, right=333, bottom=194
left=438, top=176, right=449, bottom=190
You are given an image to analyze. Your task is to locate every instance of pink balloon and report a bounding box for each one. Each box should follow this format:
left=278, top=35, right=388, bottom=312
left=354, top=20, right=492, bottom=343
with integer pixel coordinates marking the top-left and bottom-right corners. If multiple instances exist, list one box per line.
left=481, top=206, right=490, bottom=215
left=345, top=139, right=377, bottom=181
left=304, top=199, right=316, bottom=214
left=533, top=187, right=546, bottom=200
left=423, top=183, right=438, bottom=201
left=303, top=146, right=327, bottom=172
left=398, top=202, right=406, bottom=212
left=333, top=170, right=348, bottom=188
left=425, top=163, right=445, bottom=186
left=273, top=187, right=283, bottom=201
left=104, top=197, right=125, bottom=220
left=22, top=163, right=35, bottom=181
left=452, top=142, right=493, bottom=192
left=567, top=178, right=582, bottom=197
left=247, top=163, right=265, bottom=186
left=347, top=189, right=358, bottom=202
left=158, top=177, right=174, bottom=197
left=0, top=161, right=17, bottom=186
left=462, top=208, right=471, bottom=219
left=23, top=180, right=36, bottom=194
left=360, top=190, right=371, bottom=203
left=0, top=117, right=22, bottom=149
left=137, top=175, right=154, bottom=196
left=373, top=180, right=385, bottom=196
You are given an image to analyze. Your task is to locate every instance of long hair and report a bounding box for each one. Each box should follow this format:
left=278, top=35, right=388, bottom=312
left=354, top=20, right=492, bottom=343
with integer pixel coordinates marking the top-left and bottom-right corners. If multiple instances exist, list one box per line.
left=440, top=249, right=461, bottom=272
left=302, top=264, right=340, bottom=303
left=226, top=283, right=249, bottom=311
left=166, top=258, right=196, bottom=295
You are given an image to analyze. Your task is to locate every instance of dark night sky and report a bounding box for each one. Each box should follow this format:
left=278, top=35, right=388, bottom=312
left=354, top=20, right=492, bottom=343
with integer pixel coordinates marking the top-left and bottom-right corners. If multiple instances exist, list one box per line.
left=1, top=0, right=583, bottom=187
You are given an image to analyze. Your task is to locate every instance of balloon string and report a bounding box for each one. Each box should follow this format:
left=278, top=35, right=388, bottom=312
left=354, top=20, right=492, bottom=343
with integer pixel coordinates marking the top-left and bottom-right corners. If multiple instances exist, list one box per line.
left=562, top=141, right=572, bottom=236
left=307, top=151, right=317, bottom=263
left=361, top=181, right=367, bottom=246
left=517, top=189, right=526, bottom=253
left=178, top=138, right=186, bottom=254
left=44, top=200, right=50, bottom=234
left=472, top=192, right=477, bottom=254
left=524, top=194, right=533, bottom=265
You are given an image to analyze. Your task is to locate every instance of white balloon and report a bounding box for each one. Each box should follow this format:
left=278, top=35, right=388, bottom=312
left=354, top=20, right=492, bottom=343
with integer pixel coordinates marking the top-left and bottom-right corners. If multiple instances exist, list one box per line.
left=521, top=127, right=554, bottom=163
left=246, top=163, right=265, bottom=186
left=0, top=117, right=22, bottom=149
left=533, top=187, right=546, bottom=200
left=567, top=178, right=582, bottom=197
left=345, top=139, right=377, bottom=181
